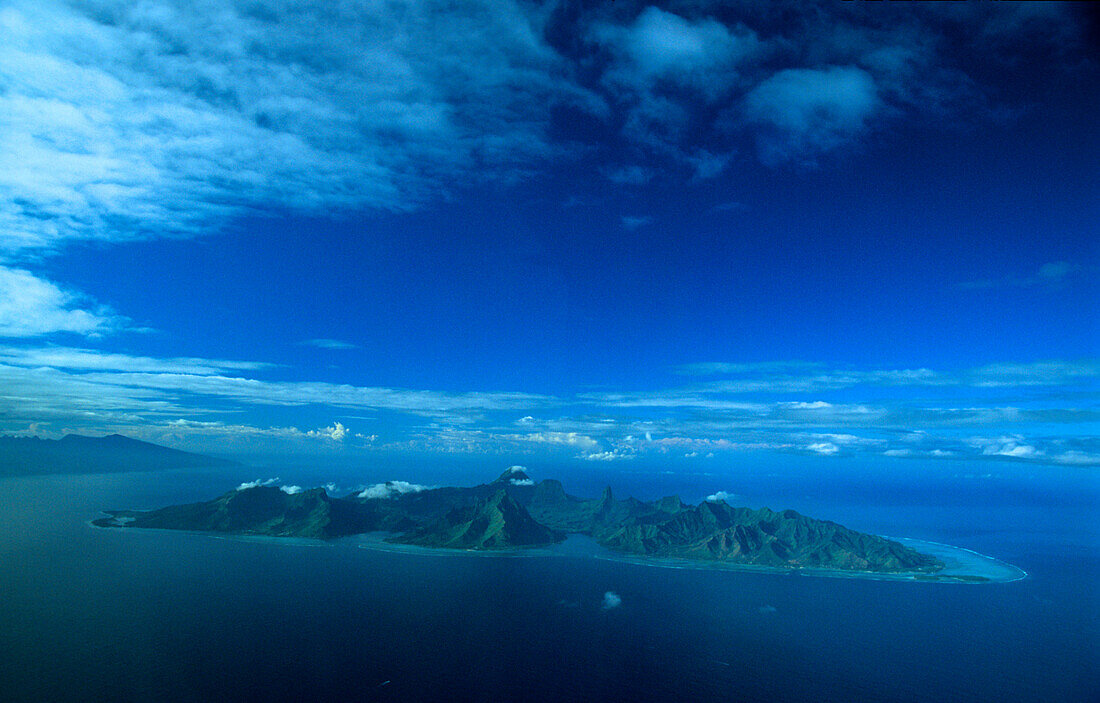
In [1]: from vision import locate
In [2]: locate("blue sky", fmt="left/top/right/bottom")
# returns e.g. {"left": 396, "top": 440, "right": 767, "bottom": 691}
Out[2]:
{"left": 0, "top": 0, "right": 1096, "bottom": 470}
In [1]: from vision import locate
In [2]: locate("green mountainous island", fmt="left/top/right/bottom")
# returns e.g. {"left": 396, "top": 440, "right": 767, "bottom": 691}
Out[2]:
{"left": 96, "top": 466, "right": 946, "bottom": 575}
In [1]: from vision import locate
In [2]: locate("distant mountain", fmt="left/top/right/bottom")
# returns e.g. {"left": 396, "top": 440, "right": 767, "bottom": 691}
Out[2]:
{"left": 393, "top": 488, "right": 563, "bottom": 549}
{"left": 97, "top": 471, "right": 944, "bottom": 574}
{"left": 0, "top": 434, "right": 238, "bottom": 476}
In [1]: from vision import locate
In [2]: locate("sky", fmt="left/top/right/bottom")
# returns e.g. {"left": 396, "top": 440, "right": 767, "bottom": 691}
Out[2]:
{"left": 0, "top": 0, "right": 1097, "bottom": 472}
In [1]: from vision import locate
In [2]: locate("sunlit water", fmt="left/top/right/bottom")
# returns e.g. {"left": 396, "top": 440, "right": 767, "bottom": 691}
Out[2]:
{"left": 0, "top": 460, "right": 1096, "bottom": 702}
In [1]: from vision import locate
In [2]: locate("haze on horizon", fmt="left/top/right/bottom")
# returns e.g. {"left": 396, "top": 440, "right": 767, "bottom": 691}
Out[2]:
{"left": 0, "top": 0, "right": 1096, "bottom": 474}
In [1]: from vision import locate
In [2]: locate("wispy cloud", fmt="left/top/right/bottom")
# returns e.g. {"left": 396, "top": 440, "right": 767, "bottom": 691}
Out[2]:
{"left": 300, "top": 339, "right": 358, "bottom": 350}
{"left": 0, "top": 0, "right": 590, "bottom": 253}
{"left": 0, "top": 345, "right": 271, "bottom": 375}
{"left": 0, "top": 267, "right": 123, "bottom": 337}
{"left": 1, "top": 345, "right": 1095, "bottom": 467}
{"left": 954, "top": 261, "right": 1087, "bottom": 290}
{"left": 602, "top": 165, "right": 652, "bottom": 185}
{"left": 1, "top": 1, "right": 1085, "bottom": 257}
{"left": 621, "top": 215, "right": 653, "bottom": 230}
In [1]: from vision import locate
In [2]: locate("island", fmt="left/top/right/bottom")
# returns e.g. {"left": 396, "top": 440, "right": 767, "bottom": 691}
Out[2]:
{"left": 95, "top": 467, "right": 948, "bottom": 576}
{"left": 0, "top": 433, "right": 239, "bottom": 476}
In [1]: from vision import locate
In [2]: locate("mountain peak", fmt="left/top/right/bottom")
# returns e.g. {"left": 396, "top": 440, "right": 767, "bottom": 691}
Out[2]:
{"left": 494, "top": 466, "right": 533, "bottom": 485}
{"left": 654, "top": 495, "right": 685, "bottom": 513}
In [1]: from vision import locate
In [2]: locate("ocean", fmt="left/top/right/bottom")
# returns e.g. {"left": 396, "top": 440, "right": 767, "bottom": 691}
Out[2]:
{"left": 0, "top": 458, "right": 1096, "bottom": 702}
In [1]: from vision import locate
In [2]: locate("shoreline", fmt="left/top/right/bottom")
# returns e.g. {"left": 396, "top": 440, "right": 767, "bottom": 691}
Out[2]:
{"left": 91, "top": 519, "right": 1025, "bottom": 584}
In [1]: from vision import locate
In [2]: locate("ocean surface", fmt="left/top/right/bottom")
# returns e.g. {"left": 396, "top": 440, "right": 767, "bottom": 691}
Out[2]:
{"left": 0, "top": 458, "right": 1097, "bottom": 702}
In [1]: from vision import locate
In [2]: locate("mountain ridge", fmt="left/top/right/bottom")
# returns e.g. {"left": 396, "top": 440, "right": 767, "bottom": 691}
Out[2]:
{"left": 0, "top": 433, "right": 238, "bottom": 476}
{"left": 97, "top": 469, "right": 945, "bottom": 574}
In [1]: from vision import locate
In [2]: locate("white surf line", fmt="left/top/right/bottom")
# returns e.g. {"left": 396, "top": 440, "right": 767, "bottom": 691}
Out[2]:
{"left": 883, "top": 535, "right": 1029, "bottom": 582}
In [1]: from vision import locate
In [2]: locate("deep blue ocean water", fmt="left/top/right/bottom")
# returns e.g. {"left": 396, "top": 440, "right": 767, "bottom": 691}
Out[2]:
{"left": 0, "top": 458, "right": 1096, "bottom": 702}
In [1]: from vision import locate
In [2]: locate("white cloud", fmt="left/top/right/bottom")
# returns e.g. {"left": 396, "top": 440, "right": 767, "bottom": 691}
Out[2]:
{"left": 307, "top": 422, "right": 349, "bottom": 441}
{"left": 0, "top": 357, "right": 551, "bottom": 418}
{"left": 1052, "top": 451, "right": 1100, "bottom": 466}
{"left": 784, "top": 401, "right": 832, "bottom": 409}
{"left": 280, "top": 485, "right": 302, "bottom": 495}
{"left": 0, "top": 0, "right": 590, "bottom": 252}
{"left": 510, "top": 478, "right": 534, "bottom": 486}
{"left": 0, "top": 345, "right": 269, "bottom": 375}
{"left": 0, "top": 344, "right": 1094, "bottom": 469}
{"left": 982, "top": 440, "right": 1042, "bottom": 459}
{"left": 580, "top": 450, "right": 635, "bottom": 462}
{"left": 806, "top": 442, "right": 840, "bottom": 456}
{"left": 357, "top": 480, "right": 430, "bottom": 500}
{"left": 601, "top": 591, "right": 622, "bottom": 610}
{"left": 705, "top": 491, "right": 740, "bottom": 504}
{"left": 237, "top": 477, "right": 279, "bottom": 490}
{"left": 0, "top": 267, "right": 121, "bottom": 337}
{"left": 502, "top": 432, "right": 599, "bottom": 450}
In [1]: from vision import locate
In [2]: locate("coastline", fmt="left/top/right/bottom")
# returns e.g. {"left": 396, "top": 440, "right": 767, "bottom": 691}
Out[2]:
{"left": 90, "top": 519, "right": 1026, "bottom": 584}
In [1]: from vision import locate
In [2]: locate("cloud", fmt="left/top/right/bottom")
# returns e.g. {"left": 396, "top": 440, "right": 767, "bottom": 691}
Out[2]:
{"left": 980, "top": 438, "right": 1042, "bottom": 459}
{"left": 0, "top": 0, "right": 1087, "bottom": 257}
{"left": 280, "top": 485, "right": 302, "bottom": 495}
{"left": 686, "top": 149, "right": 731, "bottom": 180}
{"left": 357, "top": 480, "right": 429, "bottom": 500}
{"left": 0, "top": 345, "right": 270, "bottom": 375}
{"left": 806, "top": 442, "right": 840, "bottom": 456}
{"left": 501, "top": 432, "right": 599, "bottom": 451}
{"left": 307, "top": 422, "right": 349, "bottom": 441}
{"left": 237, "top": 477, "right": 279, "bottom": 490}
{"left": 1051, "top": 451, "right": 1100, "bottom": 467}
{"left": 0, "top": 0, "right": 590, "bottom": 252}
{"left": 0, "top": 267, "right": 122, "bottom": 337}
{"left": 743, "top": 66, "right": 879, "bottom": 166}
{"left": 510, "top": 478, "right": 534, "bottom": 486}
{"left": 0, "top": 353, "right": 552, "bottom": 418}
{"left": 603, "top": 165, "right": 652, "bottom": 185}
{"left": 592, "top": 7, "right": 762, "bottom": 99}
{"left": 0, "top": 345, "right": 1094, "bottom": 468}
{"left": 621, "top": 215, "right": 653, "bottom": 230}
{"left": 601, "top": 591, "right": 622, "bottom": 610}
{"left": 954, "top": 261, "right": 1087, "bottom": 290}
{"left": 675, "top": 361, "right": 822, "bottom": 376}
{"left": 581, "top": 450, "right": 635, "bottom": 462}
{"left": 705, "top": 491, "right": 740, "bottom": 504}
{"left": 301, "top": 339, "right": 358, "bottom": 350}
